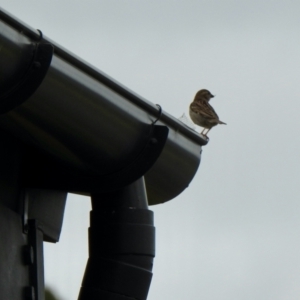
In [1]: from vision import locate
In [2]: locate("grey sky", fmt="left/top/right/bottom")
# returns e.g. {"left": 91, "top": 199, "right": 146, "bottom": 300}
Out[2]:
{"left": 2, "top": 1, "right": 300, "bottom": 299}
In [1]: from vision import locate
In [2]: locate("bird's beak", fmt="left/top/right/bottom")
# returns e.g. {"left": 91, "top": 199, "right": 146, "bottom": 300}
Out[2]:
{"left": 211, "top": 95, "right": 215, "bottom": 98}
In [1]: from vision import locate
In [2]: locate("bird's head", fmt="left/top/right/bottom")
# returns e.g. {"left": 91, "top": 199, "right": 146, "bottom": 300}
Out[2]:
{"left": 194, "top": 89, "right": 215, "bottom": 101}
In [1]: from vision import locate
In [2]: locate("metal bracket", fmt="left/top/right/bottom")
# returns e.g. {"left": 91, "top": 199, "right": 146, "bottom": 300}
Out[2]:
{"left": 25, "top": 219, "right": 45, "bottom": 300}
{"left": 22, "top": 189, "right": 67, "bottom": 242}
{"left": 0, "top": 42, "right": 53, "bottom": 114}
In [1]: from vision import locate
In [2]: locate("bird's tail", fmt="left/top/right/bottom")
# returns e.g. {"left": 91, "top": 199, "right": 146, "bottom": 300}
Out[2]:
{"left": 219, "top": 120, "right": 227, "bottom": 125}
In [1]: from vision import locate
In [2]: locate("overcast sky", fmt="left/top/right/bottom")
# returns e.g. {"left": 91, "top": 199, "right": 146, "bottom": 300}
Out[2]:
{"left": 2, "top": 1, "right": 300, "bottom": 299}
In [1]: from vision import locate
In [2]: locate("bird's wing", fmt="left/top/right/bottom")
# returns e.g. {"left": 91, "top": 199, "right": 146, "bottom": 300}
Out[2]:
{"left": 191, "top": 100, "right": 220, "bottom": 121}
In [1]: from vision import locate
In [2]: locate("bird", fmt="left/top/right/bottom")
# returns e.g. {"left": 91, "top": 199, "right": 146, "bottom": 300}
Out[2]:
{"left": 189, "top": 89, "right": 226, "bottom": 137}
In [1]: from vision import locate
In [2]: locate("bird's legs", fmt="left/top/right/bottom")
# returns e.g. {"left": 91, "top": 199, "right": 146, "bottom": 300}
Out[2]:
{"left": 200, "top": 128, "right": 211, "bottom": 137}
{"left": 204, "top": 128, "right": 211, "bottom": 136}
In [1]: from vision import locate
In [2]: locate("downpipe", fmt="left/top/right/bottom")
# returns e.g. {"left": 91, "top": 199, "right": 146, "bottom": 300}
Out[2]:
{"left": 78, "top": 177, "right": 155, "bottom": 300}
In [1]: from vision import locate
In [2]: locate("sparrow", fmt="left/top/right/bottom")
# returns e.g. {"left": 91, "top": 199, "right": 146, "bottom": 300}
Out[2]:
{"left": 189, "top": 89, "right": 226, "bottom": 137}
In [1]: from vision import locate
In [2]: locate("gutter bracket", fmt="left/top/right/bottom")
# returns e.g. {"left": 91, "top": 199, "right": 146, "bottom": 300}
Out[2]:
{"left": 0, "top": 42, "right": 53, "bottom": 114}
